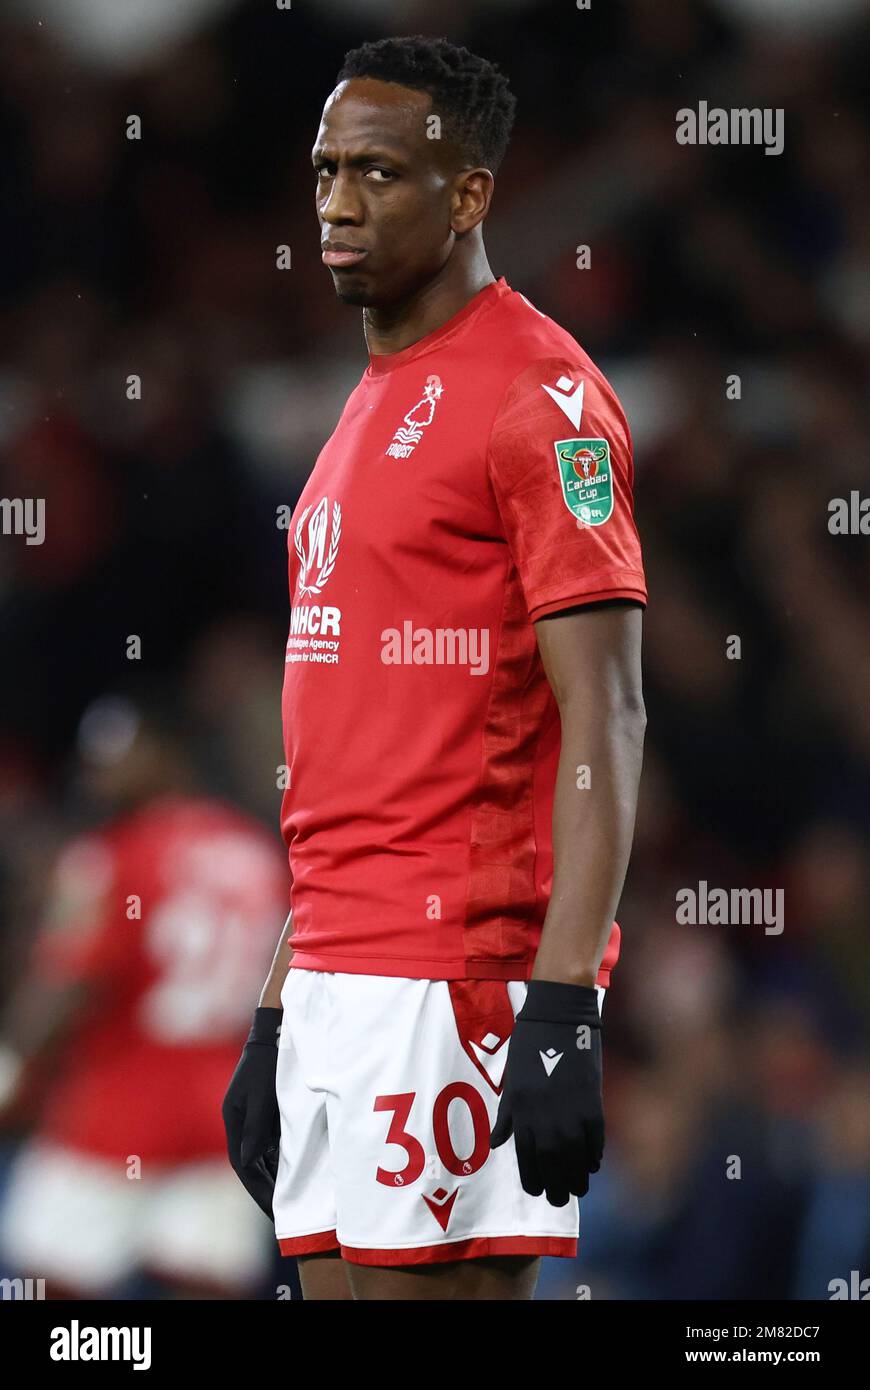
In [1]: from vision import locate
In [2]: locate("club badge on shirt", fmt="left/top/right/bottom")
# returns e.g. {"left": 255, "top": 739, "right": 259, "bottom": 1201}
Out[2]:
{"left": 385, "top": 374, "right": 444, "bottom": 459}
{"left": 553, "top": 437, "right": 614, "bottom": 526}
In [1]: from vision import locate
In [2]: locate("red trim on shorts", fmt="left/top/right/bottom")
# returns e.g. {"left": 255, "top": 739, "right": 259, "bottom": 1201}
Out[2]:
{"left": 278, "top": 1230, "right": 340, "bottom": 1256}
{"left": 339, "top": 1235, "right": 577, "bottom": 1266}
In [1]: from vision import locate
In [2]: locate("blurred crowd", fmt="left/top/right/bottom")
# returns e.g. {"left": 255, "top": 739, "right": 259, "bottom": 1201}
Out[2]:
{"left": 1, "top": 0, "right": 868, "bottom": 1299}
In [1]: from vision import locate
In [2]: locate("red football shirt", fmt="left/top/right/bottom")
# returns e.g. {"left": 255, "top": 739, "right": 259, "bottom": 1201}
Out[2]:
{"left": 33, "top": 794, "right": 289, "bottom": 1162}
{"left": 281, "top": 277, "right": 646, "bottom": 982}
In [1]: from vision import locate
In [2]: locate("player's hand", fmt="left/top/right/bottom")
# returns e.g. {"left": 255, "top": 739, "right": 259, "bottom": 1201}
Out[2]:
{"left": 222, "top": 1007, "right": 283, "bottom": 1220}
{"left": 490, "top": 980, "right": 603, "bottom": 1207}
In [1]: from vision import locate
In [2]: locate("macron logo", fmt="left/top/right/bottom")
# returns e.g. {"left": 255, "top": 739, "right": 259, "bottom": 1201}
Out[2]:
{"left": 540, "top": 1047, "right": 563, "bottom": 1077}
{"left": 541, "top": 376, "right": 585, "bottom": 430}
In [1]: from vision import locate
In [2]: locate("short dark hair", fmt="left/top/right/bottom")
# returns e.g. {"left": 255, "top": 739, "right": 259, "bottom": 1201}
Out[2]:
{"left": 336, "top": 35, "right": 517, "bottom": 173}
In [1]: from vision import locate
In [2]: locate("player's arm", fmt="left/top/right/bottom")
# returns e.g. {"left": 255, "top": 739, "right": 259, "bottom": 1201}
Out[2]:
{"left": 491, "top": 601, "right": 643, "bottom": 1207}
{"left": 0, "top": 835, "right": 117, "bottom": 1118}
{"left": 258, "top": 911, "right": 294, "bottom": 1007}
{"left": 491, "top": 602, "right": 645, "bottom": 1207}
{"left": 532, "top": 600, "right": 645, "bottom": 985}
{"left": 486, "top": 358, "right": 647, "bottom": 1205}
{"left": 222, "top": 911, "right": 292, "bottom": 1219}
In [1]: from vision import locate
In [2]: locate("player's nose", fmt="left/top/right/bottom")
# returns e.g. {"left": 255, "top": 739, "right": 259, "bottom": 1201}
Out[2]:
{"left": 319, "top": 171, "right": 363, "bottom": 224}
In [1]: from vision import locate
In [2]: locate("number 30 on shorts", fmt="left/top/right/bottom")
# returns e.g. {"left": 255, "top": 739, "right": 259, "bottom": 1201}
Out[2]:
{"left": 374, "top": 1085, "right": 491, "bottom": 1186}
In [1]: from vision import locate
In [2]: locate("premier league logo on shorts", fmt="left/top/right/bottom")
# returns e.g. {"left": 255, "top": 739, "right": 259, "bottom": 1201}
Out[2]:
{"left": 553, "top": 437, "right": 614, "bottom": 526}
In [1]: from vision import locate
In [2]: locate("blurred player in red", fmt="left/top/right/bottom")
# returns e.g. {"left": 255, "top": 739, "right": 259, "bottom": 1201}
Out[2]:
{"left": 0, "top": 686, "right": 289, "bottom": 1297}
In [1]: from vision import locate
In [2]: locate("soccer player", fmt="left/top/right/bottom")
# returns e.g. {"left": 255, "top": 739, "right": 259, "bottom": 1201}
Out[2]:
{"left": 0, "top": 688, "right": 288, "bottom": 1297}
{"left": 223, "top": 35, "right": 647, "bottom": 1301}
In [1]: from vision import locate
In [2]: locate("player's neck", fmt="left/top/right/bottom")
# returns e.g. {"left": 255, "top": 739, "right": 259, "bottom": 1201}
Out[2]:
{"left": 363, "top": 255, "right": 496, "bottom": 357}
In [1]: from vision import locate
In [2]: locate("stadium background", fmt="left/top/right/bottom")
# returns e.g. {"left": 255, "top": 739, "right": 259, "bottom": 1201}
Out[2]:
{"left": 1, "top": 0, "right": 869, "bottom": 1300}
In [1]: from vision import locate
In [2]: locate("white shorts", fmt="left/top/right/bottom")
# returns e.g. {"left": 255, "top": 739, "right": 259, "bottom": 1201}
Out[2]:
{"left": 274, "top": 969, "right": 605, "bottom": 1267}
{"left": 0, "top": 1141, "right": 272, "bottom": 1293}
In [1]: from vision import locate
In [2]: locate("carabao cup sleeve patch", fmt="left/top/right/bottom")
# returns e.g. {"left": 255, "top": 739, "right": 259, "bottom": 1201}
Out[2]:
{"left": 485, "top": 358, "right": 647, "bottom": 620}
{"left": 553, "top": 437, "right": 613, "bottom": 526}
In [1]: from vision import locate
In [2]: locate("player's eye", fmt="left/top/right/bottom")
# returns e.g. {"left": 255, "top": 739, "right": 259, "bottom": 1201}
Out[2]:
{"left": 314, "top": 162, "right": 336, "bottom": 178}
{"left": 365, "top": 167, "right": 394, "bottom": 182}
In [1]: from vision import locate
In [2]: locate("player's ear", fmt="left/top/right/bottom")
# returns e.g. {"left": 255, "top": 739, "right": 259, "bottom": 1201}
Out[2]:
{"left": 451, "top": 167, "right": 493, "bottom": 235}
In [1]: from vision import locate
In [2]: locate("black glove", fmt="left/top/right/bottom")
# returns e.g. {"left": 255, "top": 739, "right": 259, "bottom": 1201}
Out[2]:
{"left": 222, "top": 1007, "right": 282, "bottom": 1219}
{"left": 490, "top": 980, "right": 603, "bottom": 1207}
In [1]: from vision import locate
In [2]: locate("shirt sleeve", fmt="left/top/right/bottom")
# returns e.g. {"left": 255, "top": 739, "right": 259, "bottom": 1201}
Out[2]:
{"left": 486, "top": 356, "right": 647, "bottom": 622}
